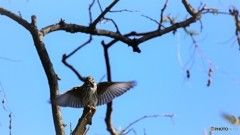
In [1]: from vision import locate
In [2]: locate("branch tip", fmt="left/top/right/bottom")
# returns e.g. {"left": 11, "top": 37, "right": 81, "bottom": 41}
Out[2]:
{"left": 31, "top": 15, "right": 37, "bottom": 26}
{"left": 132, "top": 46, "right": 141, "bottom": 53}
{"left": 182, "top": 0, "right": 197, "bottom": 16}
{"left": 59, "top": 18, "right": 66, "bottom": 26}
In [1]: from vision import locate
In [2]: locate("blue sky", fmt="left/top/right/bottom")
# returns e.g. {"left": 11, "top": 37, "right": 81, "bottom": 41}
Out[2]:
{"left": 0, "top": 0, "right": 240, "bottom": 135}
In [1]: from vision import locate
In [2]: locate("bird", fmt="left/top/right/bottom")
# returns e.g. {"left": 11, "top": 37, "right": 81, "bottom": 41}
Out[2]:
{"left": 51, "top": 76, "right": 136, "bottom": 108}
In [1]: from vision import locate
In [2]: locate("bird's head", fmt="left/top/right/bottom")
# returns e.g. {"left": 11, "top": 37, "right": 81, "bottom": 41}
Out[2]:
{"left": 84, "top": 76, "right": 95, "bottom": 88}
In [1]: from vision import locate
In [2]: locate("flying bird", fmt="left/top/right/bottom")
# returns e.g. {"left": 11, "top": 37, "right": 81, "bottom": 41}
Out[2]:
{"left": 52, "top": 76, "right": 136, "bottom": 108}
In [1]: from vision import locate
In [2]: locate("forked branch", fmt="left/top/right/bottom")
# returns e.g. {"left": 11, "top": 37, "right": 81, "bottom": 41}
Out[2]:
{"left": 0, "top": 7, "right": 65, "bottom": 135}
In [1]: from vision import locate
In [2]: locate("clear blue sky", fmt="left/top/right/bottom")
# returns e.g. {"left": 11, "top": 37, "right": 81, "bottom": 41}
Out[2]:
{"left": 0, "top": 0, "right": 240, "bottom": 135}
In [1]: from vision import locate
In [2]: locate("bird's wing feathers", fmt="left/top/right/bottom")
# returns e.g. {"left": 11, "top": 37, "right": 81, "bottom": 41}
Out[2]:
{"left": 97, "top": 81, "right": 136, "bottom": 106}
{"left": 52, "top": 86, "right": 84, "bottom": 108}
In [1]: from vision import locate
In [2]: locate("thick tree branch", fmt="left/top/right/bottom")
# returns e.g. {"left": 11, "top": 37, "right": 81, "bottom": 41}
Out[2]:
{"left": 38, "top": 1, "right": 202, "bottom": 54}
{"left": 72, "top": 106, "right": 96, "bottom": 135}
{"left": 31, "top": 17, "right": 66, "bottom": 135}
{"left": 137, "top": 16, "right": 201, "bottom": 43}
{"left": 0, "top": 7, "right": 65, "bottom": 135}
{"left": 0, "top": 7, "right": 32, "bottom": 31}
{"left": 2, "top": 1, "right": 239, "bottom": 134}
{"left": 40, "top": 22, "right": 132, "bottom": 45}
{"left": 39, "top": 11, "right": 201, "bottom": 54}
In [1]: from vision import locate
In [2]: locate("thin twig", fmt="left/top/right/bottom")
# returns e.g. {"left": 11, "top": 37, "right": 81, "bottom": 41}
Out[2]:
{"left": 97, "top": 0, "right": 103, "bottom": 12}
{"left": 159, "top": 0, "right": 169, "bottom": 30}
{"left": 90, "top": 0, "right": 119, "bottom": 28}
{"left": 121, "top": 114, "right": 176, "bottom": 135}
{"left": 88, "top": 0, "right": 96, "bottom": 24}
{"left": 182, "top": 30, "right": 214, "bottom": 86}
{"left": 0, "top": 82, "right": 15, "bottom": 116}
{"left": 0, "top": 56, "right": 20, "bottom": 62}
{"left": 62, "top": 54, "right": 85, "bottom": 82}
{"left": 110, "top": 9, "right": 139, "bottom": 13}
{"left": 141, "top": 14, "right": 160, "bottom": 25}
{"left": 103, "top": 18, "right": 121, "bottom": 33}
{"left": 96, "top": 1, "right": 120, "bottom": 33}
{"left": 9, "top": 113, "right": 12, "bottom": 135}
{"left": 66, "top": 35, "right": 92, "bottom": 58}
{"left": 62, "top": 35, "right": 92, "bottom": 82}
{"left": 102, "top": 41, "right": 112, "bottom": 82}
{"left": 99, "top": 75, "right": 106, "bottom": 82}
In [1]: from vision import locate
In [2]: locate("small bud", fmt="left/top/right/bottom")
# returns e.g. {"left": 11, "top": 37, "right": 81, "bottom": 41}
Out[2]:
{"left": 207, "top": 79, "right": 211, "bottom": 87}
{"left": 186, "top": 70, "right": 190, "bottom": 79}
{"left": 208, "top": 68, "right": 213, "bottom": 77}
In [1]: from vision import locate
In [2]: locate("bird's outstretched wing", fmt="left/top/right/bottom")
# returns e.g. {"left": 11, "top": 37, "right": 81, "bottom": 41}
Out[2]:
{"left": 52, "top": 86, "right": 84, "bottom": 108}
{"left": 97, "top": 81, "right": 136, "bottom": 106}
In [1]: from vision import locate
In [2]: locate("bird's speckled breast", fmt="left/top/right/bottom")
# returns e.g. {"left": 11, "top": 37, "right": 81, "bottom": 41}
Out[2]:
{"left": 81, "top": 85, "right": 98, "bottom": 107}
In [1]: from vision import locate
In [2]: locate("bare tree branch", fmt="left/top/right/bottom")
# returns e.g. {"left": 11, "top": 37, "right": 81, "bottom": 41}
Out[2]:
{"left": 9, "top": 113, "right": 12, "bottom": 135}
{"left": 101, "top": 41, "right": 118, "bottom": 135}
{"left": 97, "top": 0, "right": 120, "bottom": 33}
{"left": 72, "top": 106, "right": 96, "bottom": 135}
{"left": 88, "top": 0, "right": 96, "bottom": 24}
{"left": 105, "top": 102, "right": 118, "bottom": 135}
{"left": 38, "top": 1, "right": 207, "bottom": 54}
{"left": 62, "top": 35, "right": 93, "bottom": 82}
{"left": 0, "top": 7, "right": 65, "bottom": 135}
{"left": 158, "top": 0, "right": 169, "bottom": 30}
{"left": 121, "top": 114, "right": 176, "bottom": 135}
{"left": 62, "top": 54, "right": 86, "bottom": 82}
{"left": 229, "top": 7, "right": 240, "bottom": 48}
{"left": 137, "top": 16, "right": 200, "bottom": 43}
{"left": 109, "top": 9, "right": 139, "bottom": 13}
{"left": 182, "top": 0, "right": 197, "bottom": 16}
{"left": 90, "top": 0, "right": 119, "bottom": 28}
{"left": 0, "top": 7, "right": 32, "bottom": 31}
{"left": 40, "top": 22, "right": 132, "bottom": 45}
{"left": 40, "top": 14, "right": 202, "bottom": 53}
{"left": 141, "top": 14, "right": 160, "bottom": 25}
{"left": 0, "top": 56, "right": 20, "bottom": 62}
{"left": 1, "top": 1, "right": 240, "bottom": 134}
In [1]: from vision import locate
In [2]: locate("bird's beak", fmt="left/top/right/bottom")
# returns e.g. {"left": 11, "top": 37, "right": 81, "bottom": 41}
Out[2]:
{"left": 89, "top": 81, "right": 94, "bottom": 88}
